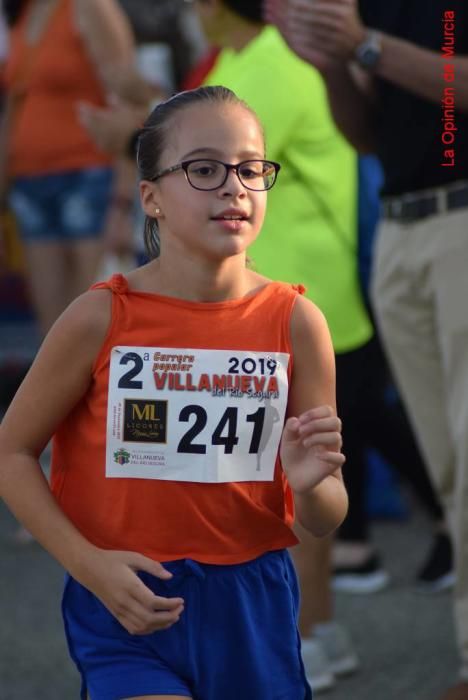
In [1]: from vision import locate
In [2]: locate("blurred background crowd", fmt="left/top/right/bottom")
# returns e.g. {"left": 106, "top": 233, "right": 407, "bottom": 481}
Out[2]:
{"left": 0, "top": 1, "right": 467, "bottom": 698}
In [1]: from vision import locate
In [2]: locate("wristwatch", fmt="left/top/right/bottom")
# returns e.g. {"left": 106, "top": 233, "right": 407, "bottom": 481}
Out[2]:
{"left": 354, "top": 30, "right": 382, "bottom": 71}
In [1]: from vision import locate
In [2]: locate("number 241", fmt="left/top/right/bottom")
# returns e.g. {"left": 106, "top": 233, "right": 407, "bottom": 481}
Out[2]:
{"left": 178, "top": 405, "right": 265, "bottom": 455}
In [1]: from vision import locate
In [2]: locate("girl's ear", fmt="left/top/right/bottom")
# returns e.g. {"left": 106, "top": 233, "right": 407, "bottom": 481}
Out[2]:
{"left": 140, "top": 181, "right": 162, "bottom": 218}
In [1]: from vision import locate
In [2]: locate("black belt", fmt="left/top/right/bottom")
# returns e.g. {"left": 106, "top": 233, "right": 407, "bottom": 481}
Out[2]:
{"left": 382, "top": 182, "right": 468, "bottom": 222}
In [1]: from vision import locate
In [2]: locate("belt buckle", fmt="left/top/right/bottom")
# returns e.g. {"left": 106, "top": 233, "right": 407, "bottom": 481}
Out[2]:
{"left": 399, "top": 192, "right": 420, "bottom": 223}
{"left": 392, "top": 200, "right": 404, "bottom": 219}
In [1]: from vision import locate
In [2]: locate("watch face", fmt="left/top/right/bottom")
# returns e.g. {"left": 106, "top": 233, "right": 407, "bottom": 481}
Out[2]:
{"left": 359, "top": 47, "right": 379, "bottom": 67}
{"left": 356, "top": 40, "right": 381, "bottom": 69}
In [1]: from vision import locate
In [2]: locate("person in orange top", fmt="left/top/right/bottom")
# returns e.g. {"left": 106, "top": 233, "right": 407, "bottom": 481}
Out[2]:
{"left": 0, "top": 85, "right": 347, "bottom": 700}
{"left": 0, "top": 0, "right": 135, "bottom": 336}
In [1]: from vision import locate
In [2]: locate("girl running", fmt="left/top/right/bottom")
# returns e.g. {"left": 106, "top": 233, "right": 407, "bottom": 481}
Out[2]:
{"left": 0, "top": 85, "right": 347, "bottom": 700}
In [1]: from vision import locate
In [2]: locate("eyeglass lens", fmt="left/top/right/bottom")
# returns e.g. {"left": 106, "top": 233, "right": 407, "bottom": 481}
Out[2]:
{"left": 186, "top": 160, "right": 277, "bottom": 190}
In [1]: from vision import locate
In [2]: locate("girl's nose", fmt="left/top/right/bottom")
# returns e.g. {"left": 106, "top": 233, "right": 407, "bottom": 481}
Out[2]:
{"left": 218, "top": 168, "right": 247, "bottom": 197}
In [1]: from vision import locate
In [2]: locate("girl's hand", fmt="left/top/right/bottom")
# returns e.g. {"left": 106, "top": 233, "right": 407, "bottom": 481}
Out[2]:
{"left": 280, "top": 405, "right": 345, "bottom": 494}
{"left": 82, "top": 549, "right": 184, "bottom": 635}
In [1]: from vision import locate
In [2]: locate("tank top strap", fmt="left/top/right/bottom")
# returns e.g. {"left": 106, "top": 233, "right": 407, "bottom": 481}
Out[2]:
{"left": 291, "top": 283, "right": 307, "bottom": 296}
{"left": 90, "top": 273, "right": 130, "bottom": 295}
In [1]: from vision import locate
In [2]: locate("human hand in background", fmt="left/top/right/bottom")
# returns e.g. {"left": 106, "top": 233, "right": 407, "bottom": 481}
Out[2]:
{"left": 280, "top": 405, "right": 345, "bottom": 495}
{"left": 101, "top": 63, "right": 165, "bottom": 107}
{"left": 77, "top": 97, "right": 146, "bottom": 157}
{"left": 264, "top": 0, "right": 366, "bottom": 72}
{"left": 81, "top": 548, "right": 184, "bottom": 635}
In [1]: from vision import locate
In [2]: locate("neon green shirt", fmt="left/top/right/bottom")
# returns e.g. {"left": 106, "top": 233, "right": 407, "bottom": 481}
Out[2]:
{"left": 205, "top": 27, "right": 372, "bottom": 353}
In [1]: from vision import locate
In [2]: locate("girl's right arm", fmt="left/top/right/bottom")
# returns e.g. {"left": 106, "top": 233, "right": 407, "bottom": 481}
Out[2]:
{"left": 0, "top": 291, "right": 184, "bottom": 634}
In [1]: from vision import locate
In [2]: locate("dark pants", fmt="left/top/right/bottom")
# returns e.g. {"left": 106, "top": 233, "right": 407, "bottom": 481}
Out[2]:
{"left": 335, "top": 335, "right": 443, "bottom": 542}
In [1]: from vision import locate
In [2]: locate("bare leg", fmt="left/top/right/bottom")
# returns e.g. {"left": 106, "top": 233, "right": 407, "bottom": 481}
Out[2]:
{"left": 22, "top": 236, "right": 104, "bottom": 337}
{"left": 23, "top": 240, "right": 71, "bottom": 335}
{"left": 292, "top": 522, "right": 333, "bottom": 636}
{"left": 293, "top": 523, "right": 360, "bottom": 681}
{"left": 67, "top": 237, "right": 104, "bottom": 300}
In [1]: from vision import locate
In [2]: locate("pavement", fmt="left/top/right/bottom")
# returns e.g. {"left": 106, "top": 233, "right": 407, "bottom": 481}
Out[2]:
{"left": 0, "top": 456, "right": 459, "bottom": 700}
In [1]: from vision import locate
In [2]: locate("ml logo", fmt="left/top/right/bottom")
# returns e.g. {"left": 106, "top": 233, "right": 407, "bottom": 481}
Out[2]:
{"left": 123, "top": 399, "right": 167, "bottom": 443}
{"left": 132, "top": 403, "right": 159, "bottom": 421}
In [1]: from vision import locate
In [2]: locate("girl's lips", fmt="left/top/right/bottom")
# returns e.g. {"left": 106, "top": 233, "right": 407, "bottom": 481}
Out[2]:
{"left": 211, "top": 208, "right": 250, "bottom": 220}
{"left": 212, "top": 218, "right": 248, "bottom": 232}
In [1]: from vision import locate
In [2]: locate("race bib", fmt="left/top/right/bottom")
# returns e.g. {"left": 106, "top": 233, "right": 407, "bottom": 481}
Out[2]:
{"left": 106, "top": 346, "right": 290, "bottom": 483}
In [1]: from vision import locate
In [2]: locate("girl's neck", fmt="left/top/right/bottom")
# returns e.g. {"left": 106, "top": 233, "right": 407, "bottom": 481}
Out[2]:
{"left": 131, "top": 254, "right": 257, "bottom": 303}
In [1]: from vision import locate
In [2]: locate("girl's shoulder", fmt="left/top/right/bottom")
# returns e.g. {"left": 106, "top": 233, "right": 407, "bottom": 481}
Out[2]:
{"left": 47, "top": 287, "right": 113, "bottom": 365}
{"left": 290, "top": 293, "right": 332, "bottom": 353}
{"left": 0, "top": 288, "right": 114, "bottom": 454}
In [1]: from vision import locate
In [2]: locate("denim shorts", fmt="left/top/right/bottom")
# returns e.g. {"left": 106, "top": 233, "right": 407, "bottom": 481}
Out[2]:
{"left": 9, "top": 166, "right": 114, "bottom": 241}
{"left": 62, "top": 549, "right": 312, "bottom": 700}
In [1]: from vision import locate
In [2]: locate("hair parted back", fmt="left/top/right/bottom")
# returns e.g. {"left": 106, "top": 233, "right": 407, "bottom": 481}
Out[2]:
{"left": 137, "top": 85, "right": 263, "bottom": 260}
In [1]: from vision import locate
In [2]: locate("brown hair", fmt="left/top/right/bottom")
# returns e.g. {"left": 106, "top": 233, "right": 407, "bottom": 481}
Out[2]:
{"left": 136, "top": 85, "right": 263, "bottom": 259}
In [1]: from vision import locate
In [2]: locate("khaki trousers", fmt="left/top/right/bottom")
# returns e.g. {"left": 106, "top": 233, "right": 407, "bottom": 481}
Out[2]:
{"left": 371, "top": 207, "right": 468, "bottom": 679}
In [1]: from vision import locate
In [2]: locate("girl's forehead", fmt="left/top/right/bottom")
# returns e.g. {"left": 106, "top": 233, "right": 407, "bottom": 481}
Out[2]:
{"left": 165, "top": 102, "right": 264, "bottom": 158}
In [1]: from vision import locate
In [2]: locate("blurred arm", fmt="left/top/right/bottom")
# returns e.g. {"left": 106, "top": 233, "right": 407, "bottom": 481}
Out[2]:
{"left": 374, "top": 34, "right": 468, "bottom": 112}
{"left": 75, "top": 0, "right": 135, "bottom": 76}
{"left": 322, "top": 63, "right": 378, "bottom": 153}
{"left": 75, "top": 0, "right": 159, "bottom": 105}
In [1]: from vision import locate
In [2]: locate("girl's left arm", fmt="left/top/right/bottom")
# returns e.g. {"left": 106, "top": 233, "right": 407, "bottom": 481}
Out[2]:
{"left": 281, "top": 294, "right": 348, "bottom": 537}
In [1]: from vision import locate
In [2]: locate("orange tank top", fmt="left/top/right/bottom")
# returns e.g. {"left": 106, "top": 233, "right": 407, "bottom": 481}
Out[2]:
{"left": 4, "top": 0, "right": 111, "bottom": 177}
{"left": 51, "top": 274, "right": 305, "bottom": 564}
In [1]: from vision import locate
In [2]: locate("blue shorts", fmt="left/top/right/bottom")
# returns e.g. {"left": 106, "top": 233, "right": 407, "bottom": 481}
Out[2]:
{"left": 9, "top": 166, "right": 113, "bottom": 242}
{"left": 62, "top": 549, "right": 312, "bottom": 700}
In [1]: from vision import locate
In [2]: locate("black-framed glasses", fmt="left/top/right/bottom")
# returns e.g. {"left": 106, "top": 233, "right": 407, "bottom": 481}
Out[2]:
{"left": 150, "top": 159, "right": 281, "bottom": 191}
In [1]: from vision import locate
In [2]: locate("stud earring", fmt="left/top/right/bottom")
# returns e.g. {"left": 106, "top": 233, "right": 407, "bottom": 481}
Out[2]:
{"left": 155, "top": 207, "right": 161, "bottom": 215}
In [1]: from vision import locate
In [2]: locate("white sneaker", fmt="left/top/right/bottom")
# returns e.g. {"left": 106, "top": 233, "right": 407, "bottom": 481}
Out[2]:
{"left": 301, "top": 638, "right": 336, "bottom": 693}
{"left": 313, "top": 622, "right": 360, "bottom": 677}
{"left": 332, "top": 554, "right": 390, "bottom": 594}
